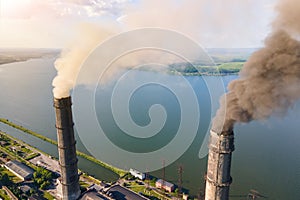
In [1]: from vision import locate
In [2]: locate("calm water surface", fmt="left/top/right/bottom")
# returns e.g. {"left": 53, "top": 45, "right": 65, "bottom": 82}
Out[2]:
{"left": 0, "top": 58, "right": 299, "bottom": 199}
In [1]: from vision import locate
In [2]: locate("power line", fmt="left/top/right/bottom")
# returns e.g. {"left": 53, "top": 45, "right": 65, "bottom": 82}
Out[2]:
{"left": 177, "top": 164, "right": 183, "bottom": 198}
{"left": 162, "top": 160, "right": 165, "bottom": 200}
{"left": 145, "top": 168, "right": 149, "bottom": 190}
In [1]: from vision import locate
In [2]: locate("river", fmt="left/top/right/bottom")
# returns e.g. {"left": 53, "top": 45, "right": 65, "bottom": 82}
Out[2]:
{"left": 0, "top": 58, "right": 299, "bottom": 199}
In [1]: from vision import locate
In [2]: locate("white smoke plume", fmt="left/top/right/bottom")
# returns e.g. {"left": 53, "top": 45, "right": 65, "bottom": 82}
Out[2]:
{"left": 52, "top": 0, "right": 267, "bottom": 98}
{"left": 53, "top": 0, "right": 272, "bottom": 97}
{"left": 213, "top": 0, "right": 300, "bottom": 134}
{"left": 52, "top": 22, "right": 119, "bottom": 98}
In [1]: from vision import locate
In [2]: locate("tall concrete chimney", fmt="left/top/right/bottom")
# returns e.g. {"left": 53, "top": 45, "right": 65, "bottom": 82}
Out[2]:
{"left": 205, "top": 129, "right": 235, "bottom": 200}
{"left": 54, "top": 96, "right": 81, "bottom": 200}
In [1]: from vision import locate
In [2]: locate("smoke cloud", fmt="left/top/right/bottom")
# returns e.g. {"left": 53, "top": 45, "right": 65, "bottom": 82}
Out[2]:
{"left": 52, "top": 22, "right": 119, "bottom": 98}
{"left": 52, "top": 0, "right": 269, "bottom": 98}
{"left": 213, "top": 0, "right": 300, "bottom": 134}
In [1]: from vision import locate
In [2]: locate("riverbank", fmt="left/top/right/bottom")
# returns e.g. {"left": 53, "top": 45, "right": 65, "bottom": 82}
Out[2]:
{"left": 0, "top": 118, "right": 127, "bottom": 177}
{"left": 0, "top": 49, "right": 59, "bottom": 66}
{"left": 0, "top": 125, "right": 183, "bottom": 199}
{"left": 0, "top": 131, "right": 56, "bottom": 199}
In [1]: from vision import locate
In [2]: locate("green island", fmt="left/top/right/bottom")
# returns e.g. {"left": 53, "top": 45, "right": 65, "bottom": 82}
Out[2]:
{"left": 0, "top": 48, "right": 249, "bottom": 77}
{"left": 137, "top": 48, "right": 255, "bottom": 76}
{"left": 168, "top": 62, "right": 244, "bottom": 76}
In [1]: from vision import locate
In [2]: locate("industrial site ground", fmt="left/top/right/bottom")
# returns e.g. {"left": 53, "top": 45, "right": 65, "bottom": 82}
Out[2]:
{"left": 0, "top": 119, "right": 192, "bottom": 200}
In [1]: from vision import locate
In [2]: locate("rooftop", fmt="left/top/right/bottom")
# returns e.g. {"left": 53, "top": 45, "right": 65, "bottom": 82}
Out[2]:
{"left": 19, "top": 184, "right": 31, "bottom": 193}
{"left": 129, "top": 168, "right": 144, "bottom": 175}
{"left": 107, "top": 185, "right": 149, "bottom": 200}
{"left": 81, "top": 190, "right": 107, "bottom": 200}
{"left": 5, "top": 160, "right": 34, "bottom": 179}
{"left": 156, "top": 179, "right": 174, "bottom": 188}
{"left": 29, "top": 154, "right": 60, "bottom": 174}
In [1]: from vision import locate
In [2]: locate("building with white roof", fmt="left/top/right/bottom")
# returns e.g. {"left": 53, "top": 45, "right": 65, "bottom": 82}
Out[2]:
{"left": 5, "top": 160, "right": 34, "bottom": 181}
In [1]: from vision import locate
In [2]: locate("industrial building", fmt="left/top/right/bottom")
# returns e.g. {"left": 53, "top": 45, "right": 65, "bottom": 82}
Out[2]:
{"left": 129, "top": 168, "right": 145, "bottom": 180}
{"left": 81, "top": 190, "right": 107, "bottom": 200}
{"left": 29, "top": 154, "right": 60, "bottom": 176}
{"left": 4, "top": 160, "right": 34, "bottom": 181}
{"left": 107, "top": 185, "right": 149, "bottom": 200}
{"left": 155, "top": 179, "right": 175, "bottom": 193}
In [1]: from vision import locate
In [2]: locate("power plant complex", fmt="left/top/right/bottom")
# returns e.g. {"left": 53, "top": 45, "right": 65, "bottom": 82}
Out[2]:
{"left": 54, "top": 97, "right": 81, "bottom": 200}
{"left": 53, "top": 96, "right": 236, "bottom": 200}
{"left": 53, "top": 96, "right": 150, "bottom": 200}
{"left": 49, "top": 0, "right": 299, "bottom": 198}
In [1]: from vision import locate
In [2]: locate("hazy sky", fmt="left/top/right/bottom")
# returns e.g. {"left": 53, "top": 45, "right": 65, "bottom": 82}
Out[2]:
{"left": 0, "top": 0, "right": 277, "bottom": 48}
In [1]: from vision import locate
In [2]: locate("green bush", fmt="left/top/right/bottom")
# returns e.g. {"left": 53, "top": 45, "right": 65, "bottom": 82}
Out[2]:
{"left": 33, "top": 167, "right": 53, "bottom": 189}
{"left": 0, "top": 173, "right": 12, "bottom": 186}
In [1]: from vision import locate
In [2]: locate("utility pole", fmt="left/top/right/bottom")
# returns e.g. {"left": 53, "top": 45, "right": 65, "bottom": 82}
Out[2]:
{"left": 162, "top": 160, "right": 166, "bottom": 200}
{"left": 177, "top": 165, "right": 183, "bottom": 198}
{"left": 198, "top": 187, "right": 203, "bottom": 200}
{"left": 145, "top": 170, "right": 149, "bottom": 190}
{"left": 198, "top": 173, "right": 207, "bottom": 200}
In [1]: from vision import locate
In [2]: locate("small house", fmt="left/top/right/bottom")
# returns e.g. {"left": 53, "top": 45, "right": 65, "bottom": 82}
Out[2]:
{"left": 155, "top": 179, "right": 174, "bottom": 193}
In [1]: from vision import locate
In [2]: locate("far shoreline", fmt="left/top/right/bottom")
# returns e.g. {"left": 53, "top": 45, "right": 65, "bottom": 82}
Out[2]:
{"left": 0, "top": 48, "right": 60, "bottom": 66}
{"left": 0, "top": 58, "right": 33, "bottom": 66}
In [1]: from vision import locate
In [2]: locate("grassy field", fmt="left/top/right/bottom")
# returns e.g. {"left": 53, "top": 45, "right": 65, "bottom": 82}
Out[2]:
{"left": 0, "top": 189, "right": 11, "bottom": 200}
{"left": 0, "top": 167, "right": 22, "bottom": 184}
{"left": 216, "top": 62, "right": 244, "bottom": 74}
{"left": 169, "top": 61, "right": 244, "bottom": 76}
{"left": 43, "top": 191, "right": 55, "bottom": 200}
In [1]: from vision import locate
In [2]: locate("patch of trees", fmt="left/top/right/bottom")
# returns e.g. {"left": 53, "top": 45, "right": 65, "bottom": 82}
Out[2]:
{"left": 33, "top": 167, "right": 54, "bottom": 190}
{"left": 231, "top": 58, "right": 246, "bottom": 62}
{"left": 0, "top": 172, "right": 27, "bottom": 200}
{"left": 0, "top": 173, "right": 12, "bottom": 186}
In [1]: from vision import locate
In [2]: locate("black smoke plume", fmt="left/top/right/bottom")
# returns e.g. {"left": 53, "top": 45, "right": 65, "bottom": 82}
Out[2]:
{"left": 213, "top": 0, "right": 300, "bottom": 134}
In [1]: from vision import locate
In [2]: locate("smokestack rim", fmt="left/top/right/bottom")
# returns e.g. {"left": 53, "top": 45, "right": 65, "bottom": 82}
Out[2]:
{"left": 209, "top": 129, "right": 235, "bottom": 153}
{"left": 53, "top": 96, "right": 72, "bottom": 109}
{"left": 210, "top": 128, "right": 234, "bottom": 136}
